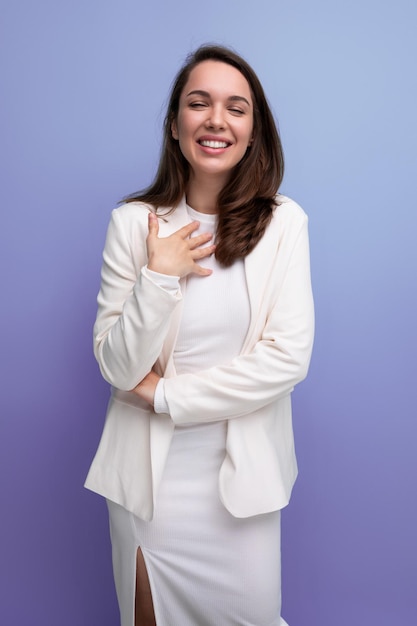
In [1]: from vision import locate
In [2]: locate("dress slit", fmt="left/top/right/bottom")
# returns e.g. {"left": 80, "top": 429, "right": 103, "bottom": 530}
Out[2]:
{"left": 107, "top": 421, "right": 286, "bottom": 625}
{"left": 135, "top": 547, "right": 157, "bottom": 625}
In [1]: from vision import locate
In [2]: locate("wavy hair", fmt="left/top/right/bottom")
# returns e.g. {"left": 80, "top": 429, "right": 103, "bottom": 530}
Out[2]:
{"left": 124, "top": 44, "right": 284, "bottom": 266}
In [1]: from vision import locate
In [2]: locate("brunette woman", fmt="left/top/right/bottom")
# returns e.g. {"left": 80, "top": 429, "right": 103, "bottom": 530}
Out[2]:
{"left": 86, "top": 44, "right": 314, "bottom": 626}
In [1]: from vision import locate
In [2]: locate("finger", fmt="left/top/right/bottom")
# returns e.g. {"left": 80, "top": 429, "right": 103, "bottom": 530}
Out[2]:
{"left": 188, "top": 232, "right": 214, "bottom": 250}
{"left": 175, "top": 221, "right": 201, "bottom": 239}
{"left": 147, "top": 212, "right": 159, "bottom": 237}
{"left": 191, "top": 244, "right": 216, "bottom": 260}
{"left": 192, "top": 263, "right": 213, "bottom": 277}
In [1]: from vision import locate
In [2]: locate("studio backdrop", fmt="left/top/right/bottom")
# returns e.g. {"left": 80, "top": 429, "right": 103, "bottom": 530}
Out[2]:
{"left": 1, "top": 1, "right": 416, "bottom": 625}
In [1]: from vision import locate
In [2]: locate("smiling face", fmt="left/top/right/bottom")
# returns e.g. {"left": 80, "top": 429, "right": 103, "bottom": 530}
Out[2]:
{"left": 171, "top": 60, "right": 254, "bottom": 188}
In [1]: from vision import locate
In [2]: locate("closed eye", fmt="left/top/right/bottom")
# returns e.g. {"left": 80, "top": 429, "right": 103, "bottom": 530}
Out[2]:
{"left": 189, "top": 102, "right": 208, "bottom": 109}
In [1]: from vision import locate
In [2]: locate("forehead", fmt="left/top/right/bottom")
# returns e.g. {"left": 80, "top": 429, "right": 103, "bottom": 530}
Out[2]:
{"left": 182, "top": 60, "right": 252, "bottom": 101}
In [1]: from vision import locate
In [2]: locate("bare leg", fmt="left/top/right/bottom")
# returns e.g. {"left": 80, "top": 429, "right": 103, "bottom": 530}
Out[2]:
{"left": 135, "top": 547, "right": 156, "bottom": 626}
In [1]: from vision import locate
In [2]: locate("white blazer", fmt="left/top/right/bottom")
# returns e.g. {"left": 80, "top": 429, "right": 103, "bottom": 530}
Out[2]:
{"left": 85, "top": 195, "right": 314, "bottom": 521}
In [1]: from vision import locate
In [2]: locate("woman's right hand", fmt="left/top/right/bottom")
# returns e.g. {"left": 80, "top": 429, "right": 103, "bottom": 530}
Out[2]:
{"left": 146, "top": 212, "right": 216, "bottom": 277}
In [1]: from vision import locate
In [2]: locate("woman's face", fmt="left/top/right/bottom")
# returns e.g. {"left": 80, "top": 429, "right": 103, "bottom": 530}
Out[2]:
{"left": 171, "top": 60, "right": 254, "bottom": 186}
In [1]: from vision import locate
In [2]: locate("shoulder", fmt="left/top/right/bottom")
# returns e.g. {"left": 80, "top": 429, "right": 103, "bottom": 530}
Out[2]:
{"left": 110, "top": 201, "right": 155, "bottom": 229}
{"left": 273, "top": 194, "right": 308, "bottom": 225}
{"left": 106, "top": 201, "right": 165, "bottom": 246}
{"left": 264, "top": 195, "right": 309, "bottom": 245}
{"left": 109, "top": 197, "right": 189, "bottom": 237}
{"left": 252, "top": 195, "right": 311, "bottom": 266}
{"left": 99, "top": 203, "right": 153, "bottom": 266}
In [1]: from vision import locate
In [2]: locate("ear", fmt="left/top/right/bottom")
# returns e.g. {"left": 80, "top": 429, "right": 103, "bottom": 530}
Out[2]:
{"left": 171, "top": 118, "right": 179, "bottom": 140}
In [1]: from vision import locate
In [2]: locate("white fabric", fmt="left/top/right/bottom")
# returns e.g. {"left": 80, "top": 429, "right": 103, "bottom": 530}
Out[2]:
{"left": 154, "top": 205, "right": 250, "bottom": 414}
{"left": 86, "top": 196, "right": 309, "bottom": 625}
{"left": 173, "top": 205, "right": 250, "bottom": 376}
{"left": 142, "top": 266, "right": 180, "bottom": 295}
{"left": 85, "top": 195, "right": 314, "bottom": 520}
{"left": 104, "top": 204, "right": 292, "bottom": 625}
{"left": 107, "top": 420, "right": 289, "bottom": 626}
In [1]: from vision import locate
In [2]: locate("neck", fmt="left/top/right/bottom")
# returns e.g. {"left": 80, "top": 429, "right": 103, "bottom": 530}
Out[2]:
{"left": 186, "top": 174, "right": 226, "bottom": 214}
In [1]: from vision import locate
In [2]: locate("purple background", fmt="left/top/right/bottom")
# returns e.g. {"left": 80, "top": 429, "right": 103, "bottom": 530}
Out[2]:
{"left": 1, "top": 1, "right": 416, "bottom": 625}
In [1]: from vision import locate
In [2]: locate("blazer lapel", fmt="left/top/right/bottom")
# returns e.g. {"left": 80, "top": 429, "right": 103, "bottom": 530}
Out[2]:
{"left": 150, "top": 197, "right": 193, "bottom": 514}
{"left": 242, "top": 211, "right": 280, "bottom": 352}
{"left": 156, "top": 197, "right": 190, "bottom": 374}
{"left": 156, "top": 196, "right": 190, "bottom": 236}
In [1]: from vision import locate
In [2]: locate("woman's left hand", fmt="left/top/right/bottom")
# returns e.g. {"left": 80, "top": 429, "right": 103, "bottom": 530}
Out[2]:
{"left": 131, "top": 370, "right": 161, "bottom": 407}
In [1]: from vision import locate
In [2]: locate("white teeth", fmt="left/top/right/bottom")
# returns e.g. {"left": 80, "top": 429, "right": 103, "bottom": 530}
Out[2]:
{"left": 200, "top": 140, "right": 229, "bottom": 148}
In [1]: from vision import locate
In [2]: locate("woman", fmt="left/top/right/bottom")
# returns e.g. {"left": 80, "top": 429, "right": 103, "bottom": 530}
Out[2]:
{"left": 85, "top": 44, "right": 314, "bottom": 626}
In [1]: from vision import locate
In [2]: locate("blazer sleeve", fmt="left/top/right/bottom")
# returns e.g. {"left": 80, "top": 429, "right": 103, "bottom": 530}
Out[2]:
{"left": 163, "top": 215, "right": 314, "bottom": 424}
{"left": 93, "top": 208, "right": 182, "bottom": 391}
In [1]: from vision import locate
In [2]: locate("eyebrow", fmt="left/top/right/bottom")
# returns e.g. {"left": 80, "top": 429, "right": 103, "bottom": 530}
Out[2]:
{"left": 185, "top": 90, "right": 251, "bottom": 107}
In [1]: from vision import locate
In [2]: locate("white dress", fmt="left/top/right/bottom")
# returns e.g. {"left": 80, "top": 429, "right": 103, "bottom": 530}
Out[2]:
{"left": 107, "top": 207, "right": 289, "bottom": 626}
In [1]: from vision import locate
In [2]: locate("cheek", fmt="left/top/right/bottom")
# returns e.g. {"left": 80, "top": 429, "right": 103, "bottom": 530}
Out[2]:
{"left": 175, "top": 110, "right": 194, "bottom": 136}
{"left": 175, "top": 122, "right": 195, "bottom": 163}
{"left": 240, "top": 124, "right": 254, "bottom": 148}
{"left": 235, "top": 116, "right": 254, "bottom": 144}
{"left": 247, "top": 118, "right": 255, "bottom": 142}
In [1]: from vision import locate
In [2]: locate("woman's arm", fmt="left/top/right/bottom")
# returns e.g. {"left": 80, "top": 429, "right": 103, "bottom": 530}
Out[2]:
{"left": 93, "top": 208, "right": 215, "bottom": 390}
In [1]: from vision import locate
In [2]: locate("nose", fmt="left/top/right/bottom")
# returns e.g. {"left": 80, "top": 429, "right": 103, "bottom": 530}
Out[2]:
{"left": 206, "top": 104, "right": 226, "bottom": 129}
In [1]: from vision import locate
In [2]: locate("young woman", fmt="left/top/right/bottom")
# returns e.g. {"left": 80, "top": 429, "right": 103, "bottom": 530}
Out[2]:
{"left": 85, "top": 44, "right": 314, "bottom": 626}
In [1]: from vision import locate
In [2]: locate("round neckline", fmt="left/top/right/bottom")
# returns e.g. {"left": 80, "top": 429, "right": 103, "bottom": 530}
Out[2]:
{"left": 186, "top": 204, "right": 218, "bottom": 224}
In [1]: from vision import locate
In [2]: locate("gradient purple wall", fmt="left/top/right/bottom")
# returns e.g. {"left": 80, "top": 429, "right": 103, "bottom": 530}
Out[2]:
{"left": 1, "top": 1, "right": 416, "bottom": 625}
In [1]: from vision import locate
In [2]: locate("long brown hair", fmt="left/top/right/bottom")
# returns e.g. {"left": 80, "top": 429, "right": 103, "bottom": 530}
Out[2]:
{"left": 124, "top": 45, "right": 284, "bottom": 266}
